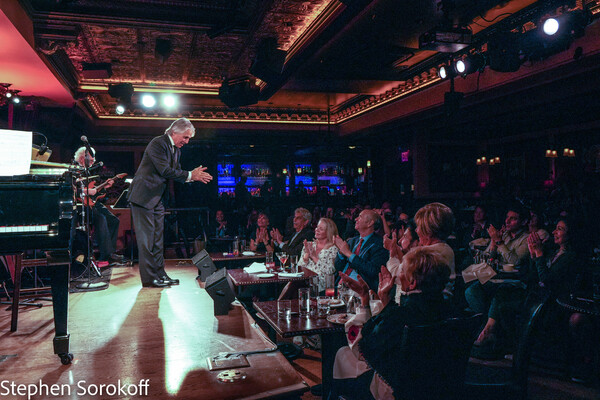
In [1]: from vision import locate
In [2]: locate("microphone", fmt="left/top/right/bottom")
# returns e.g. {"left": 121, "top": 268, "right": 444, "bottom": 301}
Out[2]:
{"left": 88, "top": 161, "right": 104, "bottom": 172}
{"left": 80, "top": 135, "right": 95, "bottom": 157}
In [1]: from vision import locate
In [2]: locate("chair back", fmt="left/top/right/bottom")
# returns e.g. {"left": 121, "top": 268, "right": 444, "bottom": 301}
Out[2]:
{"left": 277, "top": 279, "right": 308, "bottom": 300}
{"left": 511, "top": 294, "right": 549, "bottom": 397}
{"left": 390, "top": 313, "right": 482, "bottom": 400}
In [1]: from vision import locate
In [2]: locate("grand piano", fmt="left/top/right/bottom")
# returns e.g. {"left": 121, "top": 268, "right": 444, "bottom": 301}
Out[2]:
{"left": 0, "top": 168, "right": 75, "bottom": 365}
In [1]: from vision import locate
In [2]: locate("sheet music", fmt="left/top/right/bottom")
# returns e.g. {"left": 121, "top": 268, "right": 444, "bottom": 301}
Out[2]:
{"left": 0, "top": 129, "right": 32, "bottom": 176}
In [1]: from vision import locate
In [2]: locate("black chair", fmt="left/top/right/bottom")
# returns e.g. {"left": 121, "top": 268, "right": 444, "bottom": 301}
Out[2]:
{"left": 394, "top": 313, "right": 483, "bottom": 400}
{"left": 464, "top": 295, "right": 549, "bottom": 400}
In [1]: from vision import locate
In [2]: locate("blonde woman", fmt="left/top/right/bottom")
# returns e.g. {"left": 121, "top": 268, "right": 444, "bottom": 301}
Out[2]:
{"left": 387, "top": 202, "right": 455, "bottom": 303}
{"left": 298, "top": 217, "right": 339, "bottom": 292}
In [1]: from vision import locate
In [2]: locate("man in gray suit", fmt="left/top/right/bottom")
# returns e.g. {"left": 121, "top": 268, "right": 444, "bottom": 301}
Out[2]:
{"left": 128, "top": 118, "right": 212, "bottom": 287}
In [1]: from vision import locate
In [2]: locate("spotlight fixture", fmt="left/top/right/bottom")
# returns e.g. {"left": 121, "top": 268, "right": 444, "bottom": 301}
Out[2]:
{"left": 454, "top": 59, "right": 466, "bottom": 74}
{"left": 542, "top": 18, "right": 560, "bottom": 35}
{"left": 108, "top": 83, "right": 134, "bottom": 114}
{"left": 162, "top": 94, "right": 177, "bottom": 108}
{"left": 141, "top": 94, "right": 156, "bottom": 108}
{"left": 455, "top": 53, "right": 487, "bottom": 76}
{"left": 438, "top": 65, "right": 449, "bottom": 79}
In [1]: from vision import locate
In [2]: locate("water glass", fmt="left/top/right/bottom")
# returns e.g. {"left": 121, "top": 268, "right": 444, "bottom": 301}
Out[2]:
{"left": 232, "top": 239, "right": 240, "bottom": 256}
{"left": 324, "top": 274, "right": 335, "bottom": 297}
{"left": 277, "top": 299, "right": 292, "bottom": 319}
{"left": 289, "top": 255, "right": 299, "bottom": 273}
{"left": 316, "top": 296, "right": 330, "bottom": 318}
{"left": 298, "top": 287, "right": 311, "bottom": 317}
{"left": 265, "top": 251, "right": 275, "bottom": 271}
{"left": 239, "top": 240, "right": 246, "bottom": 253}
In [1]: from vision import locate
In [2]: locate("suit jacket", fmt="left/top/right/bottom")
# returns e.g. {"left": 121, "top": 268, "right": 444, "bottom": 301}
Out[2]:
{"left": 281, "top": 226, "right": 314, "bottom": 256}
{"left": 334, "top": 234, "right": 389, "bottom": 291}
{"left": 128, "top": 134, "right": 189, "bottom": 209}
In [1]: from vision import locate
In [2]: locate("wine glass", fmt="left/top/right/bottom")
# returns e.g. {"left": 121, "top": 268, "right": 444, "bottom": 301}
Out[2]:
{"left": 276, "top": 252, "right": 288, "bottom": 272}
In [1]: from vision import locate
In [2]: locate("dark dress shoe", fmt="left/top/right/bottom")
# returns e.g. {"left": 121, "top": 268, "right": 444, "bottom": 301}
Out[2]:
{"left": 109, "top": 253, "right": 125, "bottom": 262}
{"left": 142, "top": 279, "right": 171, "bottom": 288}
{"left": 161, "top": 275, "right": 179, "bottom": 285}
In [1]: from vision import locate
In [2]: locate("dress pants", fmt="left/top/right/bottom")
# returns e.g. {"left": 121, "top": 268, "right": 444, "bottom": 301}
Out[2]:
{"left": 92, "top": 203, "right": 119, "bottom": 261}
{"left": 131, "top": 202, "right": 166, "bottom": 285}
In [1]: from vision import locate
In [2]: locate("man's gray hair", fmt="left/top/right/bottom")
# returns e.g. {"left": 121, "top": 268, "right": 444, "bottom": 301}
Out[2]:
{"left": 74, "top": 146, "right": 95, "bottom": 164}
{"left": 166, "top": 118, "right": 195, "bottom": 137}
{"left": 295, "top": 207, "right": 312, "bottom": 223}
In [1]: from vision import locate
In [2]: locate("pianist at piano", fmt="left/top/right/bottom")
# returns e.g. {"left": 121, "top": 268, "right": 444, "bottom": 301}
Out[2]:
{"left": 74, "top": 147, "right": 123, "bottom": 264}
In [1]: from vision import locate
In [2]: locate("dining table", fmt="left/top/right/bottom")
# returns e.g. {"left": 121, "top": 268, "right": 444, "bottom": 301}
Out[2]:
{"left": 252, "top": 299, "right": 347, "bottom": 398}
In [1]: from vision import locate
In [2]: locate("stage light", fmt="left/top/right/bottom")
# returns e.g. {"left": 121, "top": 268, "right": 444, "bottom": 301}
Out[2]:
{"left": 543, "top": 18, "right": 560, "bottom": 35}
{"left": 13, "top": 97, "right": 20, "bottom": 104}
{"left": 115, "top": 104, "right": 126, "bottom": 115}
{"left": 162, "top": 94, "right": 177, "bottom": 108}
{"left": 6, "top": 92, "right": 12, "bottom": 98}
{"left": 438, "top": 65, "right": 448, "bottom": 79}
{"left": 455, "top": 60, "right": 466, "bottom": 74}
{"left": 141, "top": 94, "right": 156, "bottom": 108}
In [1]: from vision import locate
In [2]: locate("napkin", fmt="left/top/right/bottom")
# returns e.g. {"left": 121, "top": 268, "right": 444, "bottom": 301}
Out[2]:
{"left": 277, "top": 272, "right": 304, "bottom": 278}
{"left": 243, "top": 262, "right": 268, "bottom": 274}
{"left": 461, "top": 262, "right": 497, "bottom": 284}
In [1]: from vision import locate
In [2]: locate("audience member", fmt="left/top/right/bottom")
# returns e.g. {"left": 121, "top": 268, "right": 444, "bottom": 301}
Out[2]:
{"left": 298, "top": 218, "right": 339, "bottom": 292}
{"left": 334, "top": 209, "right": 389, "bottom": 291}
{"left": 271, "top": 207, "right": 314, "bottom": 256}
{"left": 330, "top": 247, "right": 452, "bottom": 400}
{"left": 387, "top": 202, "right": 456, "bottom": 303}
{"left": 249, "top": 212, "right": 274, "bottom": 253}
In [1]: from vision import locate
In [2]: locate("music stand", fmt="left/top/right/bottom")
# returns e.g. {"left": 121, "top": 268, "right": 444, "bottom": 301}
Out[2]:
{"left": 76, "top": 150, "right": 108, "bottom": 290}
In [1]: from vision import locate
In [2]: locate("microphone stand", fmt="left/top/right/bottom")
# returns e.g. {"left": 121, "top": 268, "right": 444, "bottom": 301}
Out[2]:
{"left": 76, "top": 149, "right": 108, "bottom": 290}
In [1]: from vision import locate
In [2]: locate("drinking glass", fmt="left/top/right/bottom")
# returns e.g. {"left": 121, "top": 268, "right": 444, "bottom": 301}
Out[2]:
{"left": 232, "top": 239, "right": 240, "bottom": 256}
{"left": 289, "top": 255, "right": 299, "bottom": 273}
{"left": 265, "top": 251, "right": 275, "bottom": 271}
{"left": 298, "top": 287, "right": 311, "bottom": 317}
{"left": 316, "top": 296, "right": 330, "bottom": 318}
{"left": 276, "top": 252, "right": 288, "bottom": 272}
{"left": 277, "top": 299, "right": 292, "bottom": 319}
{"left": 324, "top": 274, "right": 335, "bottom": 297}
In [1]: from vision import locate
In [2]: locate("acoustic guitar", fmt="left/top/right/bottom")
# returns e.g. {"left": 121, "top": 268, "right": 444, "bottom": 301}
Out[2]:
{"left": 78, "top": 173, "right": 127, "bottom": 207}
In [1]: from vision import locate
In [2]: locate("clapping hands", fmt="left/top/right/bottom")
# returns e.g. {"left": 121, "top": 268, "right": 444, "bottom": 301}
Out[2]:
{"left": 527, "top": 231, "right": 543, "bottom": 258}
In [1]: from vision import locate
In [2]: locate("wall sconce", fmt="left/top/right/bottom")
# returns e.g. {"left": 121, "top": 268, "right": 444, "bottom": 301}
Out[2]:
{"left": 563, "top": 148, "right": 575, "bottom": 157}
{"left": 494, "top": 156, "right": 500, "bottom": 164}
{"left": 0, "top": 83, "right": 21, "bottom": 106}
{"left": 366, "top": 160, "right": 371, "bottom": 168}
{"left": 296, "top": 167, "right": 302, "bottom": 174}
{"left": 489, "top": 158, "right": 495, "bottom": 166}
{"left": 545, "top": 149, "right": 558, "bottom": 158}
{"left": 358, "top": 167, "right": 363, "bottom": 174}
{"left": 282, "top": 168, "right": 288, "bottom": 175}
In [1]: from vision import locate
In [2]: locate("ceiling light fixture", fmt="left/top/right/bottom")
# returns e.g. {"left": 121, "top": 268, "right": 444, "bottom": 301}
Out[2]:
{"left": 162, "top": 94, "right": 177, "bottom": 108}
{"left": 0, "top": 83, "right": 21, "bottom": 106}
{"left": 115, "top": 104, "right": 126, "bottom": 115}
{"left": 141, "top": 94, "right": 156, "bottom": 108}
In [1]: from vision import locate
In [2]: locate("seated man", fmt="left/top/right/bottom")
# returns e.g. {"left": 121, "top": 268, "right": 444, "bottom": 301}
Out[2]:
{"left": 334, "top": 209, "right": 389, "bottom": 291}
{"left": 270, "top": 207, "right": 314, "bottom": 256}
{"left": 464, "top": 203, "right": 530, "bottom": 349}
{"left": 74, "top": 146, "right": 122, "bottom": 264}
{"left": 330, "top": 247, "right": 452, "bottom": 400}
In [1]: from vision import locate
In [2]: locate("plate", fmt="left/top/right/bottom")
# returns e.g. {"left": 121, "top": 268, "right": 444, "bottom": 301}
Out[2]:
{"left": 327, "top": 299, "right": 345, "bottom": 308}
{"left": 327, "top": 313, "right": 354, "bottom": 325}
{"left": 256, "top": 273, "right": 275, "bottom": 279}
{"left": 242, "top": 251, "right": 256, "bottom": 256}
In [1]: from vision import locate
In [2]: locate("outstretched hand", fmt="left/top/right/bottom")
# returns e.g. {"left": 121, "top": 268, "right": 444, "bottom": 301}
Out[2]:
{"left": 191, "top": 166, "right": 213, "bottom": 183}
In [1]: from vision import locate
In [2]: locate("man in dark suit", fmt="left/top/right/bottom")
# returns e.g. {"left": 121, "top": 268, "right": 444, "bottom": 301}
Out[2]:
{"left": 128, "top": 118, "right": 212, "bottom": 288}
{"left": 334, "top": 209, "right": 389, "bottom": 291}
{"left": 270, "top": 207, "right": 314, "bottom": 256}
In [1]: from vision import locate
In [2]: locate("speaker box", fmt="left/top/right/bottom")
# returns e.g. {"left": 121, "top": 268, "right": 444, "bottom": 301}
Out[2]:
{"left": 249, "top": 37, "right": 286, "bottom": 84}
{"left": 205, "top": 268, "right": 236, "bottom": 315}
{"left": 218, "top": 77, "right": 260, "bottom": 108}
{"left": 192, "top": 249, "right": 217, "bottom": 282}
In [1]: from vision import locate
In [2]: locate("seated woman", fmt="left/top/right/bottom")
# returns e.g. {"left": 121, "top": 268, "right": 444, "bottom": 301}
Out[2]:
{"left": 298, "top": 217, "right": 339, "bottom": 292}
{"left": 472, "top": 217, "right": 579, "bottom": 351}
{"left": 249, "top": 212, "right": 274, "bottom": 253}
{"left": 330, "top": 247, "right": 452, "bottom": 400}
{"left": 386, "top": 202, "right": 455, "bottom": 303}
